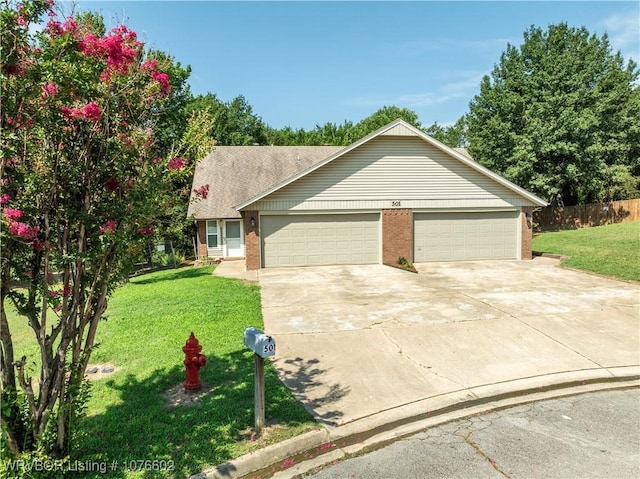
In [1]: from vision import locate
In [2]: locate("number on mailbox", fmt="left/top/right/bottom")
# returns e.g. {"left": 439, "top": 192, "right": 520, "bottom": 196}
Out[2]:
{"left": 244, "top": 326, "right": 276, "bottom": 358}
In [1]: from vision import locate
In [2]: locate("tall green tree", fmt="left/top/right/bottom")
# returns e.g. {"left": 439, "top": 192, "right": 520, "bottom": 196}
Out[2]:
{"left": 186, "top": 93, "right": 266, "bottom": 146}
{"left": 349, "top": 105, "right": 422, "bottom": 142}
{"left": 466, "top": 23, "right": 639, "bottom": 205}
{"left": 424, "top": 117, "right": 468, "bottom": 148}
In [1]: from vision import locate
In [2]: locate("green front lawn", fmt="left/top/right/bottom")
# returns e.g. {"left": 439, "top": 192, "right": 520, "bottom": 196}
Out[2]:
{"left": 6, "top": 266, "right": 316, "bottom": 478}
{"left": 532, "top": 221, "right": 640, "bottom": 281}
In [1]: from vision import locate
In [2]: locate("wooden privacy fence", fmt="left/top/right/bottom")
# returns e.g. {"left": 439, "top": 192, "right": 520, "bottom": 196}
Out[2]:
{"left": 534, "top": 198, "right": 640, "bottom": 232}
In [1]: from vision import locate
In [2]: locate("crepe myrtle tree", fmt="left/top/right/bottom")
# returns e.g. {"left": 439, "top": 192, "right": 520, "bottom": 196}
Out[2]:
{"left": 0, "top": 0, "right": 210, "bottom": 459}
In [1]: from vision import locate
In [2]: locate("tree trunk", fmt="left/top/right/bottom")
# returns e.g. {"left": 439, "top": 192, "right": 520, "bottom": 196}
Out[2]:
{"left": 0, "top": 306, "right": 21, "bottom": 457}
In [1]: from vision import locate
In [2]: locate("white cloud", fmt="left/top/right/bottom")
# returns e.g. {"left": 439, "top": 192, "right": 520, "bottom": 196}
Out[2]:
{"left": 602, "top": 11, "right": 639, "bottom": 63}
{"left": 350, "top": 71, "right": 485, "bottom": 109}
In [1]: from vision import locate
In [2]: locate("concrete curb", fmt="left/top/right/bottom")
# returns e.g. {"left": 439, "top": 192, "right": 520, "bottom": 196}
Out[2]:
{"left": 193, "top": 370, "right": 640, "bottom": 479}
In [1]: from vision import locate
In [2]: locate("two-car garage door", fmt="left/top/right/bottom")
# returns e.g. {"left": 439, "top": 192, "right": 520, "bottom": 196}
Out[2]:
{"left": 414, "top": 211, "right": 519, "bottom": 262}
{"left": 260, "top": 210, "right": 519, "bottom": 267}
{"left": 261, "top": 214, "right": 379, "bottom": 268}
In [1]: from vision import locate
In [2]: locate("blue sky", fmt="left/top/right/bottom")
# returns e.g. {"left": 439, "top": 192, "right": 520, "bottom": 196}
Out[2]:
{"left": 70, "top": 1, "right": 639, "bottom": 130}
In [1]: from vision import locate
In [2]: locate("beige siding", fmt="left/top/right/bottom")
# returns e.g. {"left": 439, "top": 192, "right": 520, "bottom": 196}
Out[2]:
{"left": 250, "top": 137, "right": 525, "bottom": 211}
{"left": 380, "top": 123, "right": 419, "bottom": 136}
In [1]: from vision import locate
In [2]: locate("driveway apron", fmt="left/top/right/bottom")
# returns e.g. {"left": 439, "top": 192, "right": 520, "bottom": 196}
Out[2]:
{"left": 258, "top": 258, "right": 640, "bottom": 428}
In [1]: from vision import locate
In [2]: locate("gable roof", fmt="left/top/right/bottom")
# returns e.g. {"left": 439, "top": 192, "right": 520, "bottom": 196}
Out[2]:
{"left": 236, "top": 119, "right": 548, "bottom": 209}
{"left": 187, "top": 145, "right": 343, "bottom": 219}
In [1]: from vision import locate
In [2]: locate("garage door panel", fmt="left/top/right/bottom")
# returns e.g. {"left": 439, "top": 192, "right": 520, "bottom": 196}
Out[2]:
{"left": 262, "top": 214, "right": 379, "bottom": 267}
{"left": 414, "top": 211, "right": 518, "bottom": 262}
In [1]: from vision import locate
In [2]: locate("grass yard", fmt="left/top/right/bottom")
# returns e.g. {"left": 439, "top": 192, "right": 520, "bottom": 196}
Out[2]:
{"left": 532, "top": 221, "right": 640, "bottom": 282}
{"left": 6, "top": 266, "right": 316, "bottom": 478}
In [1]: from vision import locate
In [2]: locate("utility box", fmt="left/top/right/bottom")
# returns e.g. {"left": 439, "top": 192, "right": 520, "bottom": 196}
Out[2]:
{"left": 244, "top": 327, "right": 276, "bottom": 358}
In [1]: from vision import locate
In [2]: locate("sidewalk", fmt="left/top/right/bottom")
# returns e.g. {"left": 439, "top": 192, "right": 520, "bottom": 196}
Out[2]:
{"left": 212, "top": 259, "right": 258, "bottom": 282}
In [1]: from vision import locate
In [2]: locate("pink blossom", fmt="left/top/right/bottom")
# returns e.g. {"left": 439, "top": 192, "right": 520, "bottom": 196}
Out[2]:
{"left": 53, "top": 305, "right": 62, "bottom": 313}
{"left": 0, "top": 194, "right": 10, "bottom": 204}
{"left": 193, "top": 184, "right": 210, "bottom": 199}
{"left": 82, "top": 102, "right": 101, "bottom": 121}
{"left": 9, "top": 222, "right": 38, "bottom": 241}
{"left": 16, "top": 15, "right": 27, "bottom": 27}
{"left": 100, "top": 220, "right": 117, "bottom": 234}
{"left": 61, "top": 105, "right": 78, "bottom": 120}
{"left": 80, "top": 26, "right": 142, "bottom": 80}
{"left": 63, "top": 285, "right": 71, "bottom": 296}
{"left": 48, "top": 290, "right": 60, "bottom": 298}
{"left": 153, "top": 157, "right": 163, "bottom": 164}
{"left": 3, "top": 208, "right": 23, "bottom": 222}
{"left": 151, "top": 71, "right": 170, "bottom": 95}
{"left": 62, "top": 18, "right": 78, "bottom": 36}
{"left": 140, "top": 59, "right": 157, "bottom": 72}
{"left": 41, "top": 81, "right": 59, "bottom": 98}
{"left": 61, "top": 102, "right": 101, "bottom": 122}
{"left": 45, "top": 18, "right": 63, "bottom": 36}
{"left": 79, "top": 32, "right": 101, "bottom": 56}
{"left": 137, "top": 225, "right": 154, "bottom": 236}
{"left": 168, "top": 157, "right": 186, "bottom": 171}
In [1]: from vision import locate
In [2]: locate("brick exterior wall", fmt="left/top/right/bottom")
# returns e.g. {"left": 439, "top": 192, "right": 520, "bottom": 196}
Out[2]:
{"left": 521, "top": 206, "right": 533, "bottom": 260}
{"left": 196, "top": 221, "right": 208, "bottom": 259}
{"left": 382, "top": 209, "right": 413, "bottom": 265}
{"left": 243, "top": 211, "right": 260, "bottom": 270}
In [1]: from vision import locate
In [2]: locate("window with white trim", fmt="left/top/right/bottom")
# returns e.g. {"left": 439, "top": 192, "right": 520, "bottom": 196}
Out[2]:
{"left": 206, "top": 220, "right": 218, "bottom": 248}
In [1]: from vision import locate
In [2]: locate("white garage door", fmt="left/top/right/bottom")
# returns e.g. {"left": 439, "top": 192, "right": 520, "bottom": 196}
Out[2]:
{"left": 414, "top": 211, "right": 519, "bottom": 262}
{"left": 261, "top": 214, "right": 380, "bottom": 267}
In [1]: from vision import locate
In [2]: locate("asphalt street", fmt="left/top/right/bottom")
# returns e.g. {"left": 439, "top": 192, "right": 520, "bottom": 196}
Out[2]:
{"left": 303, "top": 388, "right": 640, "bottom": 479}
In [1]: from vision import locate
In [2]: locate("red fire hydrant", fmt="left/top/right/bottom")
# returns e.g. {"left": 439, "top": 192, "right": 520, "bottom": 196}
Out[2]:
{"left": 182, "top": 332, "right": 206, "bottom": 391}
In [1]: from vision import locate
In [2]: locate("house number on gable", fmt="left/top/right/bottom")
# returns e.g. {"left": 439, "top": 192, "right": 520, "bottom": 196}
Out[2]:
{"left": 391, "top": 201, "right": 401, "bottom": 207}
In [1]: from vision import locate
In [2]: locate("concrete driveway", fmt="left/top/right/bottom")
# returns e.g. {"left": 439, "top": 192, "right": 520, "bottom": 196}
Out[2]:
{"left": 258, "top": 258, "right": 639, "bottom": 430}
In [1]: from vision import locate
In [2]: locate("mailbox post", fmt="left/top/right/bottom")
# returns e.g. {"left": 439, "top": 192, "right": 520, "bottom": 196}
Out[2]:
{"left": 243, "top": 327, "right": 276, "bottom": 436}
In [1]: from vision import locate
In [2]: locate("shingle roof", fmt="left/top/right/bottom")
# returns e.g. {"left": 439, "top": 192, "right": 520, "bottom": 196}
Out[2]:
{"left": 187, "top": 146, "right": 343, "bottom": 219}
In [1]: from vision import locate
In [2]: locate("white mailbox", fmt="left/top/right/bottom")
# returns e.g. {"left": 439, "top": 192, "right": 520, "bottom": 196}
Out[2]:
{"left": 244, "top": 327, "right": 276, "bottom": 358}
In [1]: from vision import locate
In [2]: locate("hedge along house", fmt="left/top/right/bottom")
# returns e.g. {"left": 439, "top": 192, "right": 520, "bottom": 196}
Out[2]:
{"left": 188, "top": 119, "right": 547, "bottom": 270}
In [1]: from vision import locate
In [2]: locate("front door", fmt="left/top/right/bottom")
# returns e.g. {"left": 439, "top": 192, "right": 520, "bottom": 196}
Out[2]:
{"left": 225, "top": 220, "right": 242, "bottom": 257}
